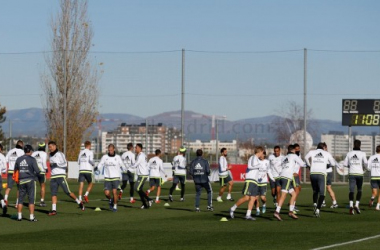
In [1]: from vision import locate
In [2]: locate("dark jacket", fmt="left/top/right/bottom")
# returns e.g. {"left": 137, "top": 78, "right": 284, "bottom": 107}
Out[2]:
{"left": 14, "top": 155, "right": 40, "bottom": 182}
{"left": 189, "top": 156, "right": 210, "bottom": 184}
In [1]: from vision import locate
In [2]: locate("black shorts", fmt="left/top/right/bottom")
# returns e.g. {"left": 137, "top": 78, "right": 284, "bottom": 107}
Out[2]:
{"left": 326, "top": 172, "right": 333, "bottom": 186}
{"left": 279, "top": 178, "right": 294, "bottom": 193}
{"left": 173, "top": 175, "right": 186, "bottom": 185}
{"left": 7, "top": 173, "right": 16, "bottom": 189}
{"left": 371, "top": 179, "right": 380, "bottom": 189}
{"left": 149, "top": 177, "right": 162, "bottom": 187}
{"left": 242, "top": 181, "right": 258, "bottom": 197}
{"left": 104, "top": 180, "right": 120, "bottom": 191}
{"left": 257, "top": 184, "right": 267, "bottom": 196}
{"left": 19, "top": 180, "right": 36, "bottom": 204}
{"left": 122, "top": 171, "right": 135, "bottom": 183}
{"left": 50, "top": 177, "right": 72, "bottom": 196}
{"left": 219, "top": 175, "right": 232, "bottom": 186}
{"left": 270, "top": 178, "right": 278, "bottom": 189}
{"left": 78, "top": 172, "right": 93, "bottom": 183}
{"left": 36, "top": 173, "right": 46, "bottom": 184}
{"left": 293, "top": 175, "right": 301, "bottom": 187}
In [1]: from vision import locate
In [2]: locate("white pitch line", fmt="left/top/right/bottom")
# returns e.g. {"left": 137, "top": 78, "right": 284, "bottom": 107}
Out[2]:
{"left": 311, "top": 234, "right": 380, "bottom": 250}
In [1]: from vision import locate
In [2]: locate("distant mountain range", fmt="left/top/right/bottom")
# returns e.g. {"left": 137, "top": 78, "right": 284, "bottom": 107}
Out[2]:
{"left": 1, "top": 108, "right": 379, "bottom": 144}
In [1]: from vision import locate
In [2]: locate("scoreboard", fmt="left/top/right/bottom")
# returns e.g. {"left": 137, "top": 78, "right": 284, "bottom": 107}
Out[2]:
{"left": 342, "top": 99, "right": 380, "bottom": 126}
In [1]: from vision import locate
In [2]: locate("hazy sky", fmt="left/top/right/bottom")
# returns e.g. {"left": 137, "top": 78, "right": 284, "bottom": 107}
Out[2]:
{"left": 1, "top": 0, "right": 380, "bottom": 121}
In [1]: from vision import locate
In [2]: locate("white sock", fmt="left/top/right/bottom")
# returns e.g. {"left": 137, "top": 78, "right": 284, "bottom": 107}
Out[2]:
{"left": 113, "top": 204, "right": 117, "bottom": 209}
{"left": 52, "top": 204, "right": 57, "bottom": 211}
{"left": 246, "top": 210, "right": 252, "bottom": 217}
{"left": 79, "top": 196, "right": 82, "bottom": 201}
{"left": 376, "top": 203, "right": 380, "bottom": 209}
{"left": 85, "top": 191, "right": 89, "bottom": 196}
{"left": 41, "top": 199, "right": 44, "bottom": 202}
{"left": 231, "top": 205, "right": 237, "bottom": 211}
{"left": 316, "top": 208, "right": 320, "bottom": 213}
{"left": 217, "top": 196, "right": 221, "bottom": 199}
{"left": 18, "top": 212, "right": 22, "bottom": 220}
{"left": 130, "top": 197, "right": 134, "bottom": 201}
{"left": 263, "top": 204, "right": 266, "bottom": 208}
{"left": 290, "top": 205, "right": 295, "bottom": 212}
{"left": 276, "top": 206, "right": 281, "bottom": 213}
{"left": 355, "top": 201, "right": 360, "bottom": 207}
{"left": 156, "top": 197, "right": 159, "bottom": 201}
{"left": 256, "top": 207, "right": 260, "bottom": 212}
{"left": 227, "top": 193, "right": 231, "bottom": 199}
{"left": 349, "top": 201, "right": 353, "bottom": 207}
{"left": 0, "top": 200, "right": 5, "bottom": 207}
{"left": 147, "top": 190, "right": 151, "bottom": 194}
{"left": 4, "top": 195, "right": 8, "bottom": 201}
{"left": 75, "top": 198, "right": 81, "bottom": 204}
{"left": 30, "top": 214, "right": 34, "bottom": 220}
{"left": 333, "top": 200, "right": 337, "bottom": 205}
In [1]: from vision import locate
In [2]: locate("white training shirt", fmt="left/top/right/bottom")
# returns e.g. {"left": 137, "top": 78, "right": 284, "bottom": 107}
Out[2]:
{"left": 148, "top": 156, "right": 165, "bottom": 178}
{"left": 219, "top": 156, "right": 229, "bottom": 177}
{"left": 367, "top": 154, "right": 380, "bottom": 179}
{"left": 305, "top": 149, "right": 335, "bottom": 175}
{"left": 32, "top": 151, "right": 48, "bottom": 173}
{"left": 268, "top": 154, "right": 283, "bottom": 179}
{"left": 49, "top": 151, "right": 68, "bottom": 178}
{"left": 258, "top": 159, "right": 274, "bottom": 184}
{"left": 133, "top": 152, "right": 149, "bottom": 176}
{"left": 293, "top": 154, "right": 303, "bottom": 174}
{"left": 5, "top": 147, "right": 24, "bottom": 173}
{"left": 172, "top": 154, "right": 187, "bottom": 176}
{"left": 343, "top": 150, "right": 368, "bottom": 175}
{"left": 77, "top": 148, "right": 95, "bottom": 172}
{"left": 0, "top": 153, "right": 6, "bottom": 174}
{"left": 246, "top": 155, "right": 261, "bottom": 181}
{"left": 98, "top": 154, "right": 126, "bottom": 180}
{"left": 121, "top": 150, "right": 136, "bottom": 174}
{"left": 280, "top": 153, "right": 305, "bottom": 180}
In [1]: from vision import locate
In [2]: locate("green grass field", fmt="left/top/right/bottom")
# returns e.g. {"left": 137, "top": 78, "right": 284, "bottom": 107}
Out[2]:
{"left": 1, "top": 181, "right": 380, "bottom": 250}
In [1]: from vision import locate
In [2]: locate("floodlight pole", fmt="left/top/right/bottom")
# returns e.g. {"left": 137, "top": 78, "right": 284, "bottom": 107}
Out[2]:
{"left": 303, "top": 48, "right": 307, "bottom": 183}
{"left": 63, "top": 49, "right": 67, "bottom": 155}
{"left": 181, "top": 48, "right": 185, "bottom": 146}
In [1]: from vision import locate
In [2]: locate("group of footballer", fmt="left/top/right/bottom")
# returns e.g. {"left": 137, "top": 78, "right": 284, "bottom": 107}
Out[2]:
{"left": 1, "top": 138, "right": 380, "bottom": 222}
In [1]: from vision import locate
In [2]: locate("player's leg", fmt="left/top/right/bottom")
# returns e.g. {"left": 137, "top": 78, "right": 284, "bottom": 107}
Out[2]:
{"left": 205, "top": 182, "right": 213, "bottom": 210}
{"left": 314, "top": 175, "right": 326, "bottom": 217}
{"left": 78, "top": 173, "right": 84, "bottom": 201}
{"left": 311, "top": 174, "right": 319, "bottom": 207}
{"left": 39, "top": 174, "right": 46, "bottom": 207}
{"left": 111, "top": 181, "right": 118, "bottom": 212}
{"left": 49, "top": 178, "right": 58, "bottom": 215}
{"left": 270, "top": 178, "right": 277, "bottom": 205}
{"left": 194, "top": 183, "right": 202, "bottom": 211}
{"left": 326, "top": 185, "right": 338, "bottom": 208}
{"left": 230, "top": 181, "right": 251, "bottom": 218}
{"left": 83, "top": 173, "right": 93, "bottom": 203}
{"left": 354, "top": 176, "right": 363, "bottom": 214}
{"left": 260, "top": 185, "right": 267, "bottom": 214}
{"left": 28, "top": 181, "right": 36, "bottom": 221}
{"left": 217, "top": 177, "right": 227, "bottom": 202}
{"left": 245, "top": 183, "right": 258, "bottom": 220}
{"left": 288, "top": 188, "right": 298, "bottom": 219}
{"left": 227, "top": 180, "right": 234, "bottom": 200}
{"left": 168, "top": 175, "right": 178, "bottom": 201}
{"left": 376, "top": 182, "right": 380, "bottom": 210}
{"left": 17, "top": 183, "right": 26, "bottom": 221}
{"left": 60, "top": 177, "right": 84, "bottom": 210}
{"left": 146, "top": 178, "right": 156, "bottom": 196}
{"left": 180, "top": 176, "right": 186, "bottom": 201}
{"left": 370, "top": 180, "right": 377, "bottom": 207}
{"left": 348, "top": 175, "right": 356, "bottom": 214}
{"left": 129, "top": 172, "right": 136, "bottom": 203}
{"left": 4, "top": 173, "right": 14, "bottom": 205}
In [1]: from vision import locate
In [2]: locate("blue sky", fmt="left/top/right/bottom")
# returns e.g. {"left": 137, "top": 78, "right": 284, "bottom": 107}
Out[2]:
{"left": 0, "top": 0, "right": 380, "bottom": 121}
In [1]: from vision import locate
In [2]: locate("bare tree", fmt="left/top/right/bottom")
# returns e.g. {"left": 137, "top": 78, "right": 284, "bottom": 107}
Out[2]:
{"left": 41, "top": 0, "right": 101, "bottom": 160}
{"left": 272, "top": 101, "right": 319, "bottom": 147}
{"left": 0, "top": 103, "right": 6, "bottom": 143}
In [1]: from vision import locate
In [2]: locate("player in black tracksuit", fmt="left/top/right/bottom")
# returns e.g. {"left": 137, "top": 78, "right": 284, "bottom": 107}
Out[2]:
{"left": 189, "top": 149, "right": 213, "bottom": 212}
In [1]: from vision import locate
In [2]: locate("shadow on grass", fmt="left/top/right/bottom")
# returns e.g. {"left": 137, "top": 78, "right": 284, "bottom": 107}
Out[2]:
{"left": 165, "top": 207, "right": 194, "bottom": 212}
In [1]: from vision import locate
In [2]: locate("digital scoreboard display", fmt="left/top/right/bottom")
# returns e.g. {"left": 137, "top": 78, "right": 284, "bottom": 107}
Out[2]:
{"left": 342, "top": 99, "right": 380, "bottom": 126}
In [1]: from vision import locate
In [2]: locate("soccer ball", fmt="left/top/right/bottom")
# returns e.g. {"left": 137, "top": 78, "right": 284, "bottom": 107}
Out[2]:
{"left": 2, "top": 183, "right": 7, "bottom": 189}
